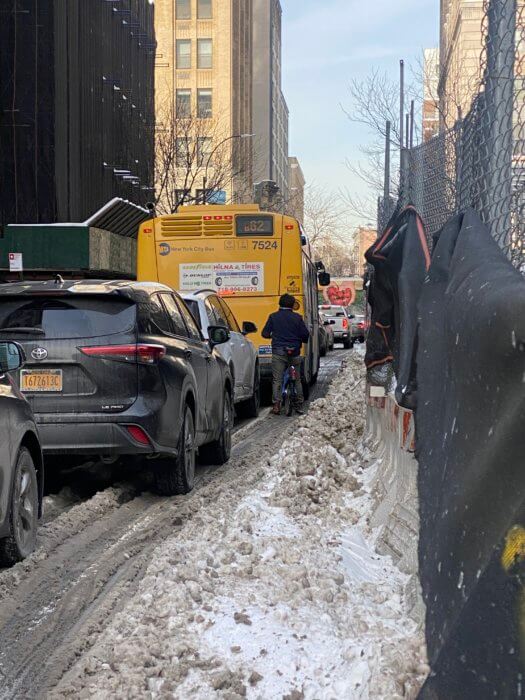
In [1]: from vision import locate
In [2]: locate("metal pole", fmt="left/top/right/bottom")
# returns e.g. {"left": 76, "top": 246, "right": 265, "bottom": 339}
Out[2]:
{"left": 410, "top": 100, "right": 415, "bottom": 149}
{"left": 399, "top": 60, "right": 407, "bottom": 202}
{"left": 405, "top": 114, "right": 410, "bottom": 148}
{"left": 399, "top": 60, "right": 405, "bottom": 149}
{"left": 384, "top": 120, "right": 391, "bottom": 201}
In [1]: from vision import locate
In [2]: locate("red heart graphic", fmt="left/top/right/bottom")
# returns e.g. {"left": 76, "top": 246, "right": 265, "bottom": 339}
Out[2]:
{"left": 327, "top": 285, "right": 353, "bottom": 306}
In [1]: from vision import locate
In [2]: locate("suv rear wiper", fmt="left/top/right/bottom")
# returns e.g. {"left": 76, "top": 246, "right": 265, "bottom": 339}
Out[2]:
{"left": 0, "top": 326, "right": 46, "bottom": 336}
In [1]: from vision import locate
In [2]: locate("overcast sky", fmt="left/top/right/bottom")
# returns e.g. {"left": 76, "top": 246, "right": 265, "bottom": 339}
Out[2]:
{"left": 282, "top": 0, "right": 439, "bottom": 222}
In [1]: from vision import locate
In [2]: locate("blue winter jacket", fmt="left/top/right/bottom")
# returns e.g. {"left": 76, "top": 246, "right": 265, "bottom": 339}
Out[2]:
{"left": 261, "top": 308, "right": 310, "bottom": 356}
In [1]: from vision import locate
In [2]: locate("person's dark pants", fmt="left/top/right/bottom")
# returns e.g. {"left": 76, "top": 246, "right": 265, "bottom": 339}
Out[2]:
{"left": 272, "top": 354, "right": 304, "bottom": 406}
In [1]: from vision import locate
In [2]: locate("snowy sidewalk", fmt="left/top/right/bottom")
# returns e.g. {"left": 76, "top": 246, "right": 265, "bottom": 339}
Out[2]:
{"left": 53, "top": 355, "right": 427, "bottom": 699}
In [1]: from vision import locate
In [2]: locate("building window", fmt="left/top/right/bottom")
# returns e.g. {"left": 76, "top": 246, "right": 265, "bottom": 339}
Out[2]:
{"left": 174, "top": 189, "right": 191, "bottom": 205}
{"left": 176, "top": 89, "right": 191, "bottom": 117}
{"left": 197, "top": 89, "right": 212, "bottom": 118}
{"left": 197, "top": 137, "right": 212, "bottom": 167}
{"left": 176, "top": 138, "right": 190, "bottom": 167}
{"left": 176, "top": 40, "right": 191, "bottom": 69}
{"left": 197, "top": 39, "right": 212, "bottom": 69}
{"left": 196, "top": 188, "right": 213, "bottom": 204}
{"left": 197, "top": 0, "right": 212, "bottom": 19}
{"left": 176, "top": 0, "right": 191, "bottom": 19}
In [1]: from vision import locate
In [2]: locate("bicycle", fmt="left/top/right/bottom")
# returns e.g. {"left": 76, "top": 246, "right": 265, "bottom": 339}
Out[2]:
{"left": 281, "top": 363, "right": 299, "bottom": 417}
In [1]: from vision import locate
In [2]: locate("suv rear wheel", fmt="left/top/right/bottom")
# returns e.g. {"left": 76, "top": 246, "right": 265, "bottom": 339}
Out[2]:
{"left": 154, "top": 406, "right": 196, "bottom": 496}
{"left": 200, "top": 391, "right": 233, "bottom": 465}
{"left": 237, "top": 368, "right": 260, "bottom": 419}
{"left": 0, "top": 447, "right": 38, "bottom": 566}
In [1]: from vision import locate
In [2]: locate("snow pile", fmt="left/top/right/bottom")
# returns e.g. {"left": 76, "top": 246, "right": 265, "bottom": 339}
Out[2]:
{"left": 52, "top": 355, "right": 428, "bottom": 699}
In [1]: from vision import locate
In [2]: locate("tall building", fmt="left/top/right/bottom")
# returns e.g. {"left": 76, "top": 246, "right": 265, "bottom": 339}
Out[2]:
{"left": 423, "top": 48, "right": 440, "bottom": 142}
{"left": 252, "top": 0, "right": 289, "bottom": 202}
{"left": 155, "top": 0, "right": 253, "bottom": 204}
{"left": 288, "top": 157, "right": 305, "bottom": 224}
{"left": 353, "top": 226, "right": 377, "bottom": 276}
{"left": 0, "top": 0, "right": 155, "bottom": 225}
{"left": 439, "top": 0, "right": 484, "bottom": 128}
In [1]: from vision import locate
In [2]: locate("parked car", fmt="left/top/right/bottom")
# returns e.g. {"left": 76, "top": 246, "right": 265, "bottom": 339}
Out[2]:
{"left": 0, "top": 341, "right": 43, "bottom": 566}
{"left": 319, "top": 313, "right": 335, "bottom": 354}
{"left": 318, "top": 305, "right": 352, "bottom": 349}
{"left": 0, "top": 280, "right": 234, "bottom": 497}
{"left": 350, "top": 314, "right": 367, "bottom": 344}
{"left": 182, "top": 290, "right": 260, "bottom": 418}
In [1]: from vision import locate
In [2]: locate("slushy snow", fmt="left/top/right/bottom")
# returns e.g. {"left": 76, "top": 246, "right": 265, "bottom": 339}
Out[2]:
{"left": 52, "top": 354, "right": 428, "bottom": 699}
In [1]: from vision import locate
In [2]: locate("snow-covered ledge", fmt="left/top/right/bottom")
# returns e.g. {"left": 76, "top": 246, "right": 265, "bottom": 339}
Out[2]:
{"left": 365, "top": 390, "right": 425, "bottom": 625}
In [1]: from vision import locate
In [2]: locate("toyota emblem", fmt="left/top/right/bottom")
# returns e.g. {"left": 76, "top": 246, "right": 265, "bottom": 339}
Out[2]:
{"left": 31, "top": 347, "right": 48, "bottom": 361}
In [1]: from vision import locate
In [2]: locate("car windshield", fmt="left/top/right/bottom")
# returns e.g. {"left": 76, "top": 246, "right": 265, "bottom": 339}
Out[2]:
{"left": 0, "top": 296, "right": 136, "bottom": 340}
{"left": 320, "top": 308, "right": 345, "bottom": 317}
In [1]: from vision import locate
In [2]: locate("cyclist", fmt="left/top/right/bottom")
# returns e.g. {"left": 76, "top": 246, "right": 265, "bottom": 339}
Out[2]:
{"left": 262, "top": 293, "right": 310, "bottom": 415}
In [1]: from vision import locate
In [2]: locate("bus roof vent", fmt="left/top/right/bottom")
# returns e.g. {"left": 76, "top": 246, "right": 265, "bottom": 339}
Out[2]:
{"left": 161, "top": 216, "right": 202, "bottom": 237}
{"left": 203, "top": 218, "right": 233, "bottom": 236}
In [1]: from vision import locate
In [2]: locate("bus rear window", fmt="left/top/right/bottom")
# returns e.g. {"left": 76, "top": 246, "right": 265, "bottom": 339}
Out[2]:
{"left": 235, "top": 215, "right": 274, "bottom": 237}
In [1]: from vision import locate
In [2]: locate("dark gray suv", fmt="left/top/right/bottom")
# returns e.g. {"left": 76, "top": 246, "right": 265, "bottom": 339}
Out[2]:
{"left": 0, "top": 280, "right": 234, "bottom": 496}
{"left": 0, "top": 341, "right": 43, "bottom": 565}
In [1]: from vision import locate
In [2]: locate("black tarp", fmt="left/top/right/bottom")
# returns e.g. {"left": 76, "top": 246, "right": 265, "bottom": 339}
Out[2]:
{"left": 364, "top": 206, "right": 430, "bottom": 408}
{"left": 416, "top": 209, "right": 525, "bottom": 698}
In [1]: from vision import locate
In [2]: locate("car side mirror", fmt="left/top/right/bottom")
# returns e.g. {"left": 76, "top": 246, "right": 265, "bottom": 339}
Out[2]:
{"left": 0, "top": 341, "right": 25, "bottom": 374}
{"left": 349, "top": 314, "right": 355, "bottom": 320}
{"left": 318, "top": 271, "right": 330, "bottom": 287}
{"left": 208, "top": 325, "right": 230, "bottom": 347}
{"left": 330, "top": 320, "right": 336, "bottom": 325}
{"left": 242, "top": 321, "right": 257, "bottom": 335}
{"left": 323, "top": 320, "right": 330, "bottom": 326}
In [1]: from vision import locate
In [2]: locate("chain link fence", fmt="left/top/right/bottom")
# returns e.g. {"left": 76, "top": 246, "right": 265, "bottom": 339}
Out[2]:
{"left": 384, "top": 0, "right": 525, "bottom": 269}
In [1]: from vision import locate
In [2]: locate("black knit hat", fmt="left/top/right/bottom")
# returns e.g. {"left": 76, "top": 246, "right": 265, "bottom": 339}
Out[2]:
{"left": 279, "top": 293, "right": 296, "bottom": 309}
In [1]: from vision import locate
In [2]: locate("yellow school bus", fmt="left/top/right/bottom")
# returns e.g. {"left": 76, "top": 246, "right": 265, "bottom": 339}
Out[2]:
{"left": 136, "top": 204, "right": 330, "bottom": 391}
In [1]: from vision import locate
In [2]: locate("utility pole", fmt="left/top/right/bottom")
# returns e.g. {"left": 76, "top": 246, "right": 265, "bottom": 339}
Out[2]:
{"left": 410, "top": 100, "right": 415, "bottom": 149}
{"left": 399, "top": 60, "right": 405, "bottom": 150}
{"left": 384, "top": 120, "right": 391, "bottom": 202}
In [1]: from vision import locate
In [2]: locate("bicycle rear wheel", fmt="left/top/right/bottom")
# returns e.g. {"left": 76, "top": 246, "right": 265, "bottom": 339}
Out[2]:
{"left": 283, "top": 385, "right": 294, "bottom": 416}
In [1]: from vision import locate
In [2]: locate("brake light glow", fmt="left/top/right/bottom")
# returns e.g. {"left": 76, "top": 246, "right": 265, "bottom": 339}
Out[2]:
{"left": 285, "top": 224, "right": 294, "bottom": 230}
{"left": 125, "top": 425, "right": 151, "bottom": 446}
{"left": 203, "top": 215, "right": 212, "bottom": 221}
{"left": 358, "top": 323, "right": 365, "bottom": 329}
{"left": 79, "top": 344, "right": 166, "bottom": 364}
{"left": 342, "top": 318, "right": 349, "bottom": 330}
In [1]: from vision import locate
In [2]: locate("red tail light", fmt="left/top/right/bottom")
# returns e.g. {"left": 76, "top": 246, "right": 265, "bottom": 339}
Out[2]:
{"left": 79, "top": 344, "right": 166, "bottom": 364}
{"left": 358, "top": 323, "right": 365, "bottom": 329}
{"left": 342, "top": 318, "right": 349, "bottom": 330}
{"left": 125, "top": 425, "right": 151, "bottom": 446}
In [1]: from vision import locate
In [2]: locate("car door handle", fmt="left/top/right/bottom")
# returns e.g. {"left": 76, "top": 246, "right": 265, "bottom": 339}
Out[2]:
{"left": 184, "top": 349, "right": 192, "bottom": 359}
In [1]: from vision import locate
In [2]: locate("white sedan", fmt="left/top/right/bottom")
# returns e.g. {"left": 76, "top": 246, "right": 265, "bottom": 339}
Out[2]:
{"left": 182, "top": 290, "right": 260, "bottom": 418}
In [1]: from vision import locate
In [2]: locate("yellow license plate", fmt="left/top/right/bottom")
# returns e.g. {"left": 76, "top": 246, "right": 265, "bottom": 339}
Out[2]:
{"left": 21, "top": 369, "right": 63, "bottom": 393}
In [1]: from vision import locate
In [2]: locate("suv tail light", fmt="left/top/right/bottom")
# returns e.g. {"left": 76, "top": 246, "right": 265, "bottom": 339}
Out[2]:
{"left": 125, "top": 425, "right": 151, "bottom": 445}
{"left": 79, "top": 344, "right": 166, "bottom": 365}
{"left": 342, "top": 318, "right": 349, "bottom": 330}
